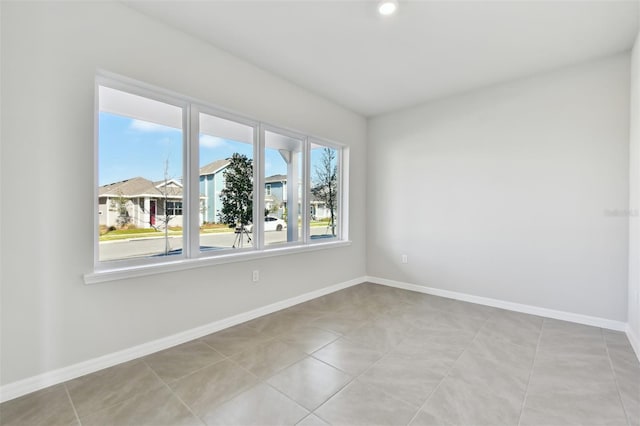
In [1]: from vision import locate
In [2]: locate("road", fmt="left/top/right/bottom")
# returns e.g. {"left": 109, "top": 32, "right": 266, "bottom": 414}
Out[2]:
{"left": 99, "top": 227, "right": 336, "bottom": 261}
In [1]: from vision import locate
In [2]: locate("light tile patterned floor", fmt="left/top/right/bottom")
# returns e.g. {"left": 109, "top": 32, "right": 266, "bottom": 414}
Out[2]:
{"left": 1, "top": 283, "right": 639, "bottom": 426}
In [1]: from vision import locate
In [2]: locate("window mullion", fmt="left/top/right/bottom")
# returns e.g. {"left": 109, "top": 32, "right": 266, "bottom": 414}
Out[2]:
{"left": 93, "top": 79, "right": 101, "bottom": 269}
{"left": 302, "top": 138, "right": 310, "bottom": 243}
{"left": 255, "top": 124, "right": 265, "bottom": 250}
{"left": 339, "top": 147, "right": 348, "bottom": 240}
{"left": 336, "top": 148, "right": 342, "bottom": 240}
{"left": 187, "top": 105, "right": 200, "bottom": 258}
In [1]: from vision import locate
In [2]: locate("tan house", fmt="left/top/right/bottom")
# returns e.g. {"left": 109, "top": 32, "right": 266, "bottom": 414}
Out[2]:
{"left": 98, "top": 177, "right": 185, "bottom": 229}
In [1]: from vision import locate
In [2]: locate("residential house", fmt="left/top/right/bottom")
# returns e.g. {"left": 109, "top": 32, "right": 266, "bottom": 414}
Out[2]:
{"left": 310, "top": 194, "right": 332, "bottom": 221}
{"left": 199, "top": 159, "right": 231, "bottom": 223}
{"left": 101, "top": 160, "right": 281, "bottom": 229}
{"left": 265, "top": 174, "right": 286, "bottom": 217}
{"left": 98, "top": 177, "right": 184, "bottom": 229}
{"left": 264, "top": 174, "right": 332, "bottom": 220}
{"left": 99, "top": 158, "right": 231, "bottom": 229}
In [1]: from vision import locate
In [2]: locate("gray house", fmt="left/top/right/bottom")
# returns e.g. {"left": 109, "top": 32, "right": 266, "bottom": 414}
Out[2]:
{"left": 98, "top": 177, "right": 184, "bottom": 229}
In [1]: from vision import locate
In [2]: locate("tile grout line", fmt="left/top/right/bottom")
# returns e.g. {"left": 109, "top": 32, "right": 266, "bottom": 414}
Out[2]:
{"left": 142, "top": 339, "right": 262, "bottom": 424}
{"left": 516, "top": 317, "right": 545, "bottom": 426}
{"left": 261, "top": 380, "right": 317, "bottom": 422}
{"left": 158, "top": 342, "right": 229, "bottom": 383}
{"left": 404, "top": 313, "right": 493, "bottom": 425}
{"left": 195, "top": 339, "right": 279, "bottom": 412}
{"left": 308, "top": 319, "right": 415, "bottom": 423}
{"left": 168, "top": 293, "right": 462, "bottom": 424}
{"left": 271, "top": 331, "right": 340, "bottom": 359}
{"left": 63, "top": 361, "right": 168, "bottom": 422}
{"left": 195, "top": 338, "right": 322, "bottom": 424}
{"left": 210, "top": 337, "right": 328, "bottom": 415}
{"left": 309, "top": 348, "right": 365, "bottom": 378}
{"left": 304, "top": 290, "right": 419, "bottom": 422}
{"left": 255, "top": 326, "right": 368, "bottom": 424}
{"left": 199, "top": 322, "right": 355, "bottom": 420}
{"left": 141, "top": 359, "right": 207, "bottom": 426}
{"left": 63, "top": 383, "right": 82, "bottom": 426}
{"left": 602, "top": 330, "right": 633, "bottom": 426}
{"left": 303, "top": 303, "right": 434, "bottom": 417}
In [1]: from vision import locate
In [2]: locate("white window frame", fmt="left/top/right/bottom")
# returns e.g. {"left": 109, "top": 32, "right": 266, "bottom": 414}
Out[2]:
{"left": 191, "top": 104, "right": 260, "bottom": 258}
{"left": 87, "top": 72, "right": 350, "bottom": 284}
{"left": 93, "top": 75, "right": 191, "bottom": 269}
{"left": 261, "top": 123, "right": 308, "bottom": 248}
{"left": 308, "top": 138, "right": 345, "bottom": 243}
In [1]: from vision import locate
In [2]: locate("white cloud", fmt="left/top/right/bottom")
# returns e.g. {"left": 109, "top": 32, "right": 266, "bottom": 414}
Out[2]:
{"left": 130, "top": 119, "right": 179, "bottom": 133}
{"left": 200, "top": 134, "right": 227, "bottom": 149}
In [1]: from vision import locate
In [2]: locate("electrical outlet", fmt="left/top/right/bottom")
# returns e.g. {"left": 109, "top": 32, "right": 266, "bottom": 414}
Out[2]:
{"left": 252, "top": 270, "right": 259, "bottom": 282}
{"left": 401, "top": 254, "right": 408, "bottom": 264}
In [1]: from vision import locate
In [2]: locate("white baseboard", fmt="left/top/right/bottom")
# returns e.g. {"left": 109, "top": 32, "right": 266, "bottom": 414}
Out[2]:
{"left": 626, "top": 325, "right": 640, "bottom": 361}
{"left": 0, "top": 276, "right": 365, "bottom": 403}
{"left": 365, "top": 276, "right": 628, "bottom": 332}
{"left": 2, "top": 274, "right": 636, "bottom": 403}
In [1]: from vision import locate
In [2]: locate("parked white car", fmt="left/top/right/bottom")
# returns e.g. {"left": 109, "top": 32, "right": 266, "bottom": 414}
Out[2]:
{"left": 245, "top": 216, "right": 287, "bottom": 232}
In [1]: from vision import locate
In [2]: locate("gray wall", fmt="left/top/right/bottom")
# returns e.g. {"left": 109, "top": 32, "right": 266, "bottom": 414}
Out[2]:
{"left": 368, "top": 54, "right": 630, "bottom": 321}
{"left": 0, "top": 2, "right": 367, "bottom": 385}
{"left": 629, "top": 29, "right": 640, "bottom": 344}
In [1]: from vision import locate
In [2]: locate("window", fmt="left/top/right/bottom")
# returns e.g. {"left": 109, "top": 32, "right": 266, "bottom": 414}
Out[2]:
{"left": 166, "top": 201, "right": 183, "bottom": 216}
{"left": 310, "top": 141, "right": 340, "bottom": 240}
{"left": 97, "top": 84, "right": 185, "bottom": 262}
{"left": 198, "top": 110, "right": 255, "bottom": 251}
{"left": 94, "top": 74, "right": 347, "bottom": 276}
{"left": 264, "top": 129, "right": 303, "bottom": 246}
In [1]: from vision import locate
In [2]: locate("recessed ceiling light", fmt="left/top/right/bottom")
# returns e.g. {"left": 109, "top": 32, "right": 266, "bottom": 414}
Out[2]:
{"left": 378, "top": 0, "right": 398, "bottom": 16}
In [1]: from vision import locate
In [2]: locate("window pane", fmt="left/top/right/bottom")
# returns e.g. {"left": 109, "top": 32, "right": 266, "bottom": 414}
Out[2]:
{"left": 199, "top": 112, "right": 255, "bottom": 251}
{"left": 310, "top": 143, "right": 339, "bottom": 240}
{"left": 264, "top": 130, "right": 303, "bottom": 246}
{"left": 98, "top": 86, "right": 184, "bottom": 261}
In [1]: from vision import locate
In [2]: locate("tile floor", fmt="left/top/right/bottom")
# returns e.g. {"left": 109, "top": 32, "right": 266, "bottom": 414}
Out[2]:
{"left": 1, "top": 283, "right": 639, "bottom": 426}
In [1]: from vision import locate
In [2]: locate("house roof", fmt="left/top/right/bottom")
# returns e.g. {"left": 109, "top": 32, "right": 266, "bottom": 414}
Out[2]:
{"left": 200, "top": 159, "right": 230, "bottom": 176}
{"left": 99, "top": 177, "right": 183, "bottom": 199}
{"left": 152, "top": 179, "right": 183, "bottom": 197}
{"left": 99, "top": 177, "right": 155, "bottom": 197}
{"left": 310, "top": 193, "right": 325, "bottom": 203}
{"left": 266, "top": 174, "right": 286, "bottom": 184}
{"left": 100, "top": 158, "right": 229, "bottom": 198}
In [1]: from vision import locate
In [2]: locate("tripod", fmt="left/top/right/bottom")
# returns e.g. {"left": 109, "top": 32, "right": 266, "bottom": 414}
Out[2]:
{"left": 232, "top": 225, "right": 252, "bottom": 248}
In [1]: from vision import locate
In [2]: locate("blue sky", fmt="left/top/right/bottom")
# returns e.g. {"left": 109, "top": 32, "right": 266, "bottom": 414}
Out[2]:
{"left": 98, "top": 113, "right": 291, "bottom": 185}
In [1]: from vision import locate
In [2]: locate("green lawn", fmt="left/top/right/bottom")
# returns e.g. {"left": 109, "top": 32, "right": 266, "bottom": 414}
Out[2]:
{"left": 99, "top": 229, "right": 183, "bottom": 241}
{"left": 100, "top": 220, "right": 334, "bottom": 241}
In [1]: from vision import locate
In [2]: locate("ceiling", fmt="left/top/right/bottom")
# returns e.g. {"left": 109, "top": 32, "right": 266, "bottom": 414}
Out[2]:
{"left": 124, "top": 0, "right": 639, "bottom": 117}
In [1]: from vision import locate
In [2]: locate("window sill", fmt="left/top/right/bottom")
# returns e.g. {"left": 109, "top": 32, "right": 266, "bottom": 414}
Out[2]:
{"left": 84, "top": 240, "right": 351, "bottom": 284}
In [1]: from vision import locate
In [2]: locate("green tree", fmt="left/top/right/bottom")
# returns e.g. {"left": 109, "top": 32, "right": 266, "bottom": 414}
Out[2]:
{"left": 219, "top": 153, "right": 253, "bottom": 226}
{"left": 311, "top": 148, "right": 337, "bottom": 236}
